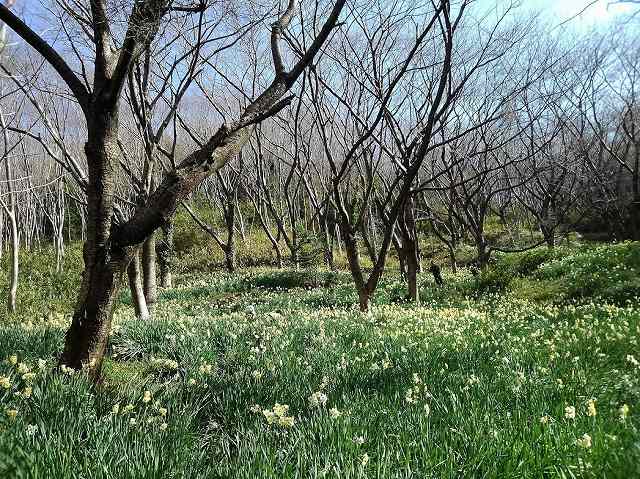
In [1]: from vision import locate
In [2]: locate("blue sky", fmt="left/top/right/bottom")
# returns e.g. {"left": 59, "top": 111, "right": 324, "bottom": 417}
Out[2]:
{"left": 480, "top": 0, "right": 636, "bottom": 26}
{"left": 11, "top": 0, "right": 639, "bottom": 38}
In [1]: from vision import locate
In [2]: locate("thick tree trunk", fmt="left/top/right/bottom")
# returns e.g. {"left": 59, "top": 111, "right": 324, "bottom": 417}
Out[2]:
{"left": 476, "top": 239, "right": 490, "bottom": 270}
{"left": 448, "top": 245, "right": 457, "bottom": 274}
{"left": 142, "top": 233, "right": 157, "bottom": 308}
{"left": 541, "top": 225, "right": 556, "bottom": 248}
{"left": 358, "top": 287, "right": 370, "bottom": 312}
{"left": 60, "top": 245, "right": 127, "bottom": 377}
{"left": 60, "top": 125, "right": 124, "bottom": 377}
{"left": 127, "top": 250, "right": 150, "bottom": 320}
{"left": 157, "top": 219, "right": 174, "bottom": 288}
{"left": 406, "top": 247, "right": 419, "bottom": 303}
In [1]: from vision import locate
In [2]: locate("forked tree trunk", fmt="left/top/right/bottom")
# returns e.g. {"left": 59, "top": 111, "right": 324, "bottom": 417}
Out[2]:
{"left": 358, "top": 288, "right": 371, "bottom": 312}
{"left": 127, "top": 250, "right": 150, "bottom": 320}
{"left": 142, "top": 233, "right": 157, "bottom": 308}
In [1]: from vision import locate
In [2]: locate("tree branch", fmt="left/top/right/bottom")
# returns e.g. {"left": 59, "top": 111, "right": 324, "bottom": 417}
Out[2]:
{"left": 0, "top": 4, "right": 90, "bottom": 115}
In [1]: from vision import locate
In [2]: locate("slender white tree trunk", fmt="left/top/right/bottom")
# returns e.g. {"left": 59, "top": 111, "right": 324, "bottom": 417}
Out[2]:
{"left": 0, "top": 110, "right": 18, "bottom": 313}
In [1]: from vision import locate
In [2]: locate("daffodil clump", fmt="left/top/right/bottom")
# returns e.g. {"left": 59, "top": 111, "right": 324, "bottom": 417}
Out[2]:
{"left": 258, "top": 403, "right": 295, "bottom": 428}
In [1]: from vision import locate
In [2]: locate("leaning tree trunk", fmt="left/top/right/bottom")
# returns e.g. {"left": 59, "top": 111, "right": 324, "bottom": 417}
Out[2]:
{"left": 340, "top": 221, "right": 372, "bottom": 312}
{"left": 157, "top": 219, "right": 174, "bottom": 288}
{"left": 127, "top": 249, "right": 150, "bottom": 320}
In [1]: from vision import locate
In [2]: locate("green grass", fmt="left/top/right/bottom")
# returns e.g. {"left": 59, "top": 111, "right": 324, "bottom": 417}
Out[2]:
{"left": 0, "top": 243, "right": 639, "bottom": 478}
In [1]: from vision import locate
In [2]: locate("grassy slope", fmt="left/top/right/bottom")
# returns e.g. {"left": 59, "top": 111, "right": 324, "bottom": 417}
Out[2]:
{"left": 0, "top": 243, "right": 638, "bottom": 478}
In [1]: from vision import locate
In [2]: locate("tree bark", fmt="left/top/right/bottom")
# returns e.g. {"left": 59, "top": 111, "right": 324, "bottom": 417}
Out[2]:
{"left": 447, "top": 245, "right": 457, "bottom": 274}
{"left": 399, "top": 196, "right": 420, "bottom": 302}
{"left": 157, "top": 219, "right": 173, "bottom": 288}
{"left": 223, "top": 203, "right": 236, "bottom": 272}
{"left": 224, "top": 246, "right": 236, "bottom": 273}
{"left": 59, "top": 126, "right": 123, "bottom": 376}
{"left": 541, "top": 224, "right": 556, "bottom": 248}
{"left": 476, "top": 239, "right": 491, "bottom": 270}
{"left": 392, "top": 235, "right": 407, "bottom": 279}
{"left": 142, "top": 232, "right": 158, "bottom": 307}
{"left": 127, "top": 250, "right": 150, "bottom": 320}
{"left": 406, "top": 247, "right": 419, "bottom": 303}
{"left": 358, "top": 288, "right": 370, "bottom": 312}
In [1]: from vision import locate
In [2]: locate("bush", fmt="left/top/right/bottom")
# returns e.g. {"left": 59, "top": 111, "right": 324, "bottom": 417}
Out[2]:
{"left": 509, "top": 277, "right": 568, "bottom": 303}
{"left": 474, "top": 247, "right": 567, "bottom": 294}
{"left": 534, "top": 241, "right": 640, "bottom": 303}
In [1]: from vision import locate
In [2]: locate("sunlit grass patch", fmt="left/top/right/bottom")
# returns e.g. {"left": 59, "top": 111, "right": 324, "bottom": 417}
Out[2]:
{"left": 1, "top": 243, "right": 640, "bottom": 477}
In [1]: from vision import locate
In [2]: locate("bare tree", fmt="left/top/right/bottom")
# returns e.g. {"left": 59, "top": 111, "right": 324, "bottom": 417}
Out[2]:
{"left": 0, "top": 0, "right": 346, "bottom": 377}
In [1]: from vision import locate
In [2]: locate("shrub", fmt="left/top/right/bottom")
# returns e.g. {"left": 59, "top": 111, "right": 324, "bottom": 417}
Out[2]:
{"left": 535, "top": 241, "right": 640, "bottom": 303}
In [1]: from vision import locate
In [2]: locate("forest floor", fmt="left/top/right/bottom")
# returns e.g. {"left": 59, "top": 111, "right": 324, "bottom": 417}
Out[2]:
{"left": 0, "top": 242, "right": 639, "bottom": 478}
